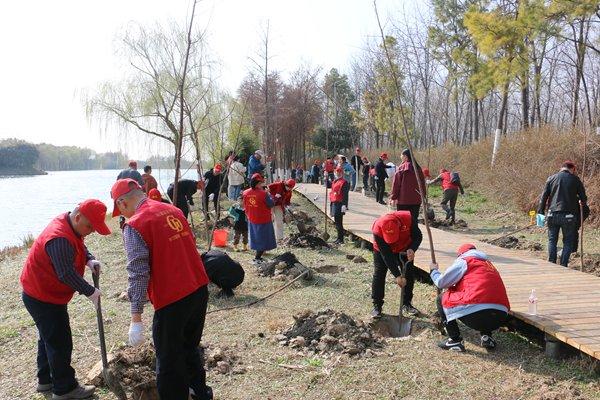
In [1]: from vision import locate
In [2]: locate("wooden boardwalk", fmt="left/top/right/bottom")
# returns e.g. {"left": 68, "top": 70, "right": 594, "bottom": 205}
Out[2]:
{"left": 295, "top": 183, "right": 600, "bottom": 360}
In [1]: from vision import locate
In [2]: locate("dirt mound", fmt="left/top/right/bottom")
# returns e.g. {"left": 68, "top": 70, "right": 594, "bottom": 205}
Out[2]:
{"left": 571, "top": 252, "right": 600, "bottom": 277}
{"left": 257, "top": 251, "right": 313, "bottom": 280}
{"left": 314, "top": 265, "right": 344, "bottom": 274}
{"left": 202, "top": 344, "right": 246, "bottom": 375}
{"left": 484, "top": 235, "right": 543, "bottom": 251}
{"left": 282, "top": 233, "right": 329, "bottom": 249}
{"left": 427, "top": 219, "right": 468, "bottom": 228}
{"left": 276, "top": 309, "right": 384, "bottom": 356}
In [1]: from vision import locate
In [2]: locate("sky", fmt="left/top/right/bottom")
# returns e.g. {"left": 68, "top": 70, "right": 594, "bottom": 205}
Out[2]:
{"left": 0, "top": 0, "right": 421, "bottom": 159}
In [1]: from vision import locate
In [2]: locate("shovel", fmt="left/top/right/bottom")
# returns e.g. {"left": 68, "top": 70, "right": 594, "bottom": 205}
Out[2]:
{"left": 92, "top": 272, "right": 127, "bottom": 400}
{"left": 285, "top": 207, "right": 307, "bottom": 235}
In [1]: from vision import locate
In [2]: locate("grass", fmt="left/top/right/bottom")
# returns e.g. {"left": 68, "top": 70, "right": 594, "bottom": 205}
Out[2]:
{"left": 0, "top": 192, "right": 599, "bottom": 399}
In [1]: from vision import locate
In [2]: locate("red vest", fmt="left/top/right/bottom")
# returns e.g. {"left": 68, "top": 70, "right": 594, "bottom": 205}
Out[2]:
{"left": 329, "top": 178, "right": 347, "bottom": 203}
{"left": 324, "top": 160, "right": 335, "bottom": 172}
{"left": 440, "top": 171, "right": 459, "bottom": 191}
{"left": 127, "top": 200, "right": 209, "bottom": 311}
{"left": 268, "top": 182, "right": 292, "bottom": 210}
{"left": 372, "top": 211, "right": 413, "bottom": 253}
{"left": 442, "top": 256, "right": 510, "bottom": 310}
{"left": 20, "top": 213, "right": 87, "bottom": 305}
{"left": 243, "top": 187, "right": 272, "bottom": 224}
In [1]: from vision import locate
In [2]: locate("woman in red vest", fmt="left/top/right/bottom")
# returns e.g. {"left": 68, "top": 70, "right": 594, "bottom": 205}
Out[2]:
{"left": 370, "top": 210, "right": 423, "bottom": 319}
{"left": 111, "top": 179, "right": 213, "bottom": 400}
{"left": 20, "top": 199, "right": 110, "bottom": 399}
{"left": 243, "top": 173, "right": 277, "bottom": 264}
{"left": 427, "top": 168, "right": 465, "bottom": 224}
{"left": 329, "top": 166, "right": 349, "bottom": 244}
{"left": 268, "top": 179, "right": 296, "bottom": 242}
{"left": 390, "top": 148, "right": 426, "bottom": 223}
{"left": 430, "top": 244, "right": 510, "bottom": 352}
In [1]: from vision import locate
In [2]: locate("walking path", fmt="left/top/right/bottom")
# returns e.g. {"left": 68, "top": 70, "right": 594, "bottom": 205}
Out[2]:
{"left": 295, "top": 183, "right": 600, "bottom": 360}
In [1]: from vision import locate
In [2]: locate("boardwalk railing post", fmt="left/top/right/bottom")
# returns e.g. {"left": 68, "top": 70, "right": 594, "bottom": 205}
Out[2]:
{"left": 545, "top": 334, "right": 564, "bottom": 359}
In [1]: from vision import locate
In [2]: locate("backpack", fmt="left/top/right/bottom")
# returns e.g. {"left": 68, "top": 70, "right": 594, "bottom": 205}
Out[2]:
{"left": 450, "top": 172, "right": 460, "bottom": 184}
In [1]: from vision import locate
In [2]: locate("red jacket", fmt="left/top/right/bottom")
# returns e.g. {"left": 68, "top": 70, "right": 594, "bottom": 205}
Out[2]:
{"left": 21, "top": 213, "right": 87, "bottom": 305}
{"left": 268, "top": 182, "right": 292, "bottom": 210}
{"left": 324, "top": 160, "right": 335, "bottom": 173}
{"left": 390, "top": 161, "right": 426, "bottom": 206}
{"left": 442, "top": 256, "right": 510, "bottom": 310}
{"left": 127, "top": 200, "right": 209, "bottom": 311}
{"left": 372, "top": 211, "right": 413, "bottom": 253}
{"left": 243, "top": 187, "right": 273, "bottom": 224}
{"left": 439, "top": 170, "right": 460, "bottom": 191}
{"left": 329, "top": 178, "right": 348, "bottom": 203}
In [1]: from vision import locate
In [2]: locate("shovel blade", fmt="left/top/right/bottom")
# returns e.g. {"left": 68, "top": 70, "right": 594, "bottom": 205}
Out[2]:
{"left": 370, "top": 314, "right": 412, "bottom": 337}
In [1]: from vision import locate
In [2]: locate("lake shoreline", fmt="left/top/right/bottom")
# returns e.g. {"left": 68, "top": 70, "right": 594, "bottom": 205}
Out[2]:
{"left": 0, "top": 166, "right": 47, "bottom": 177}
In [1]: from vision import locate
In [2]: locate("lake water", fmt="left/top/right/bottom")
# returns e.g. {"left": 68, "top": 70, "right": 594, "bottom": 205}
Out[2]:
{"left": 0, "top": 169, "right": 196, "bottom": 249}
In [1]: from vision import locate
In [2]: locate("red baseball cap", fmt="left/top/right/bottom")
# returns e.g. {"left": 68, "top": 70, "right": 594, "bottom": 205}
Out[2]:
{"left": 214, "top": 164, "right": 223, "bottom": 173}
{"left": 423, "top": 168, "right": 431, "bottom": 178}
{"left": 78, "top": 199, "right": 111, "bottom": 235}
{"left": 457, "top": 243, "right": 476, "bottom": 256}
{"left": 381, "top": 217, "right": 400, "bottom": 244}
{"left": 285, "top": 179, "right": 296, "bottom": 189}
{"left": 148, "top": 188, "right": 162, "bottom": 201}
{"left": 250, "top": 173, "right": 264, "bottom": 182}
{"left": 335, "top": 166, "right": 343, "bottom": 174}
{"left": 110, "top": 179, "right": 142, "bottom": 217}
{"left": 380, "top": 153, "right": 388, "bottom": 159}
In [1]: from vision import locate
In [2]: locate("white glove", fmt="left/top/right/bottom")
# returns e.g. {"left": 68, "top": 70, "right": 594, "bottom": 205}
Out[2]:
{"left": 128, "top": 322, "right": 144, "bottom": 346}
{"left": 275, "top": 193, "right": 282, "bottom": 199}
{"left": 341, "top": 205, "right": 347, "bottom": 213}
{"left": 208, "top": 193, "right": 215, "bottom": 201}
{"left": 425, "top": 179, "right": 432, "bottom": 185}
{"left": 87, "top": 288, "right": 101, "bottom": 309}
{"left": 86, "top": 259, "right": 101, "bottom": 275}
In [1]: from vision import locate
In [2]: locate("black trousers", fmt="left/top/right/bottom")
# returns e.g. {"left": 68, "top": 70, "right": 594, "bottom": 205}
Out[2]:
{"left": 330, "top": 202, "right": 345, "bottom": 241}
{"left": 22, "top": 292, "right": 78, "bottom": 395}
{"left": 436, "top": 294, "right": 507, "bottom": 340}
{"left": 362, "top": 174, "right": 369, "bottom": 191}
{"left": 375, "top": 179, "right": 385, "bottom": 203}
{"left": 396, "top": 204, "right": 421, "bottom": 225}
{"left": 441, "top": 189, "right": 459, "bottom": 222}
{"left": 203, "top": 191, "right": 218, "bottom": 216}
{"left": 153, "top": 286, "right": 209, "bottom": 400}
{"left": 372, "top": 251, "right": 414, "bottom": 307}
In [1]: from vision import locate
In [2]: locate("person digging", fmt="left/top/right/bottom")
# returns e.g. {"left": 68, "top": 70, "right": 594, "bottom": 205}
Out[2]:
{"left": 430, "top": 244, "right": 510, "bottom": 352}
{"left": 427, "top": 168, "right": 464, "bottom": 225}
{"left": 20, "top": 199, "right": 111, "bottom": 399}
{"left": 111, "top": 179, "right": 213, "bottom": 400}
{"left": 268, "top": 178, "right": 296, "bottom": 242}
{"left": 371, "top": 210, "right": 423, "bottom": 319}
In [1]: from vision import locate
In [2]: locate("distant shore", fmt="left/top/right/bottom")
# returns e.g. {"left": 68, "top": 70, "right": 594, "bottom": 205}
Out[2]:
{"left": 0, "top": 166, "right": 47, "bottom": 177}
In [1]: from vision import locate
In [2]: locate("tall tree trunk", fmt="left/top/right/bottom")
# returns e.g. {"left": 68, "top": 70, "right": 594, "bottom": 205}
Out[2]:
{"left": 492, "top": 84, "right": 509, "bottom": 167}
{"left": 474, "top": 98, "right": 480, "bottom": 141}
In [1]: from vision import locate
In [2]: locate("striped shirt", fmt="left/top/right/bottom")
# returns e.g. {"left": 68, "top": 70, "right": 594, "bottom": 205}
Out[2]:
{"left": 122, "top": 198, "right": 150, "bottom": 314}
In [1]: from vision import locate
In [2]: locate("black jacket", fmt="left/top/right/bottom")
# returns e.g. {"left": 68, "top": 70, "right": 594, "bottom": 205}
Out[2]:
{"left": 374, "top": 224, "right": 423, "bottom": 277}
{"left": 351, "top": 155, "right": 363, "bottom": 170}
{"left": 167, "top": 179, "right": 198, "bottom": 205}
{"left": 203, "top": 169, "right": 222, "bottom": 195}
{"left": 375, "top": 159, "right": 388, "bottom": 180}
{"left": 538, "top": 170, "right": 587, "bottom": 215}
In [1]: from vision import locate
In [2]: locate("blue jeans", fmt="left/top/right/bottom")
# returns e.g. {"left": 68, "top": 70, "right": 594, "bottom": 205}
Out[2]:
{"left": 351, "top": 172, "right": 357, "bottom": 190}
{"left": 547, "top": 212, "right": 578, "bottom": 267}
{"left": 228, "top": 185, "right": 242, "bottom": 201}
{"left": 22, "top": 292, "right": 78, "bottom": 395}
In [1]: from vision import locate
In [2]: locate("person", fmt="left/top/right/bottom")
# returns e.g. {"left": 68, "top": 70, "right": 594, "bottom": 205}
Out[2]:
{"left": 290, "top": 164, "right": 297, "bottom": 180}
{"left": 247, "top": 150, "right": 265, "bottom": 178}
{"left": 427, "top": 168, "right": 465, "bottom": 224}
{"left": 201, "top": 250, "right": 245, "bottom": 298}
{"left": 167, "top": 179, "right": 202, "bottom": 219}
{"left": 242, "top": 173, "right": 277, "bottom": 264}
{"left": 141, "top": 165, "right": 158, "bottom": 194}
{"left": 340, "top": 156, "right": 355, "bottom": 184}
{"left": 310, "top": 160, "right": 321, "bottom": 184}
{"left": 228, "top": 203, "right": 248, "bottom": 252}
{"left": 369, "top": 165, "right": 376, "bottom": 192}
{"left": 323, "top": 156, "right": 335, "bottom": 187}
{"left": 111, "top": 179, "right": 213, "bottom": 400}
{"left": 227, "top": 156, "right": 246, "bottom": 201}
{"left": 361, "top": 157, "right": 371, "bottom": 194}
{"left": 375, "top": 153, "right": 389, "bottom": 204}
{"left": 203, "top": 164, "right": 223, "bottom": 218}
{"left": 390, "top": 149, "right": 426, "bottom": 223}
{"left": 148, "top": 188, "right": 170, "bottom": 204}
{"left": 296, "top": 165, "right": 304, "bottom": 183}
{"left": 116, "top": 160, "right": 144, "bottom": 186}
{"left": 268, "top": 179, "right": 296, "bottom": 242}
{"left": 20, "top": 199, "right": 111, "bottom": 399}
{"left": 329, "top": 166, "right": 349, "bottom": 244}
{"left": 430, "top": 244, "right": 510, "bottom": 352}
{"left": 537, "top": 160, "right": 589, "bottom": 268}
{"left": 370, "top": 210, "right": 423, "bottom": 318}
{"left": 350, "top": 147, "right": 364, "bottom": 191}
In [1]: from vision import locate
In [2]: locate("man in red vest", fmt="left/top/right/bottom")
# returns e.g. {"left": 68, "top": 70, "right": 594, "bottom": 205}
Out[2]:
{"left": 323, "top": 156, "right": 335, "bottom": 187}
{"left": 427, "top": 168, "right": 464, "bottom": 224}
{"left": 268, "top": 178, "right": 295, "bottom": 241}
{"left": 20, "top": 199, "right": 110, "bottom": 399}
{"left": 430, "top": 243, "right": 510, "bottom": 352}
{"left": 371, "top": 210, "right": 422, "bottom": 319}
{"left": 111, "top": 179, "right": 212, "bottom": 400}
{"left": 329, "top": 166, "right": 350, "bottom": 244}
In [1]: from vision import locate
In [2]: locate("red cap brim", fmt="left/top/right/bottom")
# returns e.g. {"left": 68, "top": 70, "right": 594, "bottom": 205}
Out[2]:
{"left": 112, "top": 201, "right": 121, "bottom": 217}
{"left": 92, "top": 219, "right": 112, "bottom": 235}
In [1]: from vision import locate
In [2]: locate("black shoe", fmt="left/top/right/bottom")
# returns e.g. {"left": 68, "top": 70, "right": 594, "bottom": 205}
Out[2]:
{"left": 217, "top": 288, "right": 235, "bottom": 298}
{"left": 37, "top": 383, "right": 52, "bottom": 393}
{"left": 371, "top": 305, "right": 383, "bottom": 319}
{"left": 437, "top": 337, "right": 465, "bottom": 352}
{"left": 402, "top": 303, "right": 419, "bottom": 316}
{"left": 480, "top": 335, "right": 497, "bottom": 350}
{"left": 190, "top": 385, "right": 213, "bottom": 400}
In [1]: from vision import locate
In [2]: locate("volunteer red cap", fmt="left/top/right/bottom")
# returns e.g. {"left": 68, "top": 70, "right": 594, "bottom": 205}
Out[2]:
{"left": 335, "top": 166, "right": 343, "bottom": 174}
{"left": 251, "top": 173, "right": 264, "bottom": 182}
{"left": 457, "top": 243, "right": 476, "bottom": 256}
{"left": 423, "top": 168, "right": 431, "bottom": 178}
{"left": 285, "top": 179, "right": 296, "bottom": 189}
{"left": 148, "top": 188, "right": 162, "bottom": 201}
{"left": 78, "top": 199, "right": 111, "bottom": 235}
{"left": 110, "top": 179, "right": 142, "bottom": 217}
{"left": 380, "top": 153, "right": 388, "bottom": 159}
{"left": 214, "top": 164, "right": 223, "bottom": 173}
{"left": 562, "top": 160, "right": 576, "bottom": 170}
{"left": 381, "top": 217, "right": 400, "bottom": 244}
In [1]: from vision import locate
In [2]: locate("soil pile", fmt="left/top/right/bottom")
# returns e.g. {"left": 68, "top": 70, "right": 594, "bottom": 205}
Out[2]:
{"left": 426, "top": 219, "right": 468, "bottom": 228}
{"left": 276, "top": 309, "right": 384, "bottom": 356}
{"left": 257, "top": 251, "right": 313, "bottom": 280}
{"left": 571, "top": 252, "right": 600, "bottom": 277}
{"left": 484, "top": 235, "right": 543, "bottom": 251}
{"left": 202, "top": 344, "right": 246, "bottom": 375}
{"left": 282, "top": 233, "right": 329, "bottom": 249}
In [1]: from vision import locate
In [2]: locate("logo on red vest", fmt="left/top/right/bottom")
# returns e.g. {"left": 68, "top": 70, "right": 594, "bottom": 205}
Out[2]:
{"left": 167, "top": 215, "right": 183, "bottom": 232}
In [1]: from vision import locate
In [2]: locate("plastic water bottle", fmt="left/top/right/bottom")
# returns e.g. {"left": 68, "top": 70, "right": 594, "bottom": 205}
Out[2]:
{"left": 528, "top": 289, "right": 538, "bottom": 315}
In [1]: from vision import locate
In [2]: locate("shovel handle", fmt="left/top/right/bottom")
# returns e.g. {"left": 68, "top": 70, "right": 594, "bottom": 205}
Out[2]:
{"left": 92, "top": 272, "right": 109, "bottom": 369}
